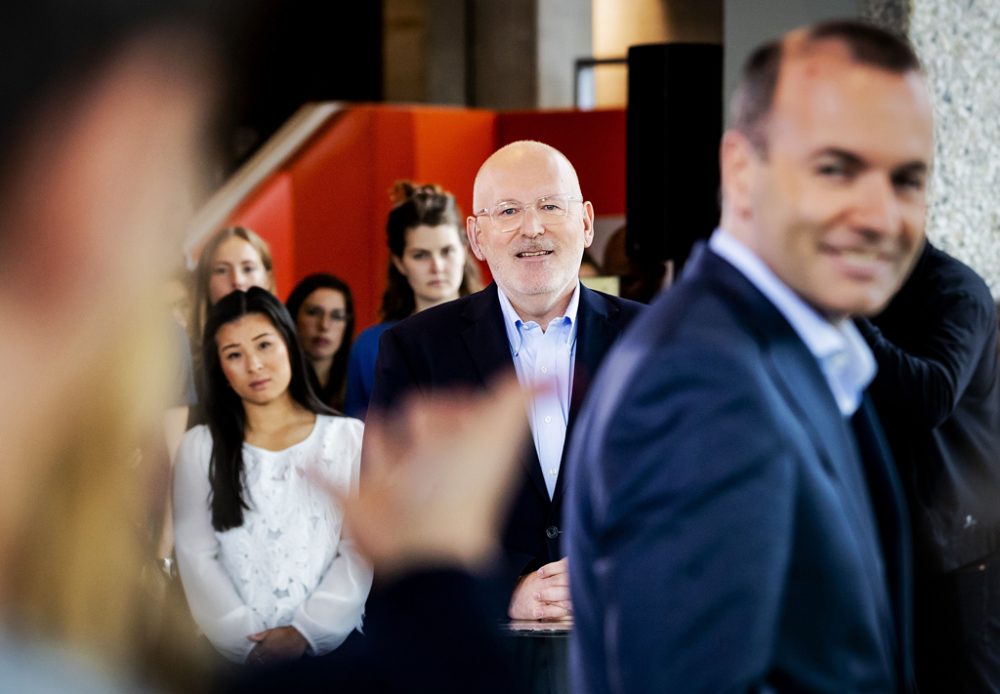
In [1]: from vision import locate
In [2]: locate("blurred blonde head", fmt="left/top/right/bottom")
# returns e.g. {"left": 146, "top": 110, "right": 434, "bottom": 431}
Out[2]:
{"left": 0, "top": 1, "right": 230, "bottom": 687}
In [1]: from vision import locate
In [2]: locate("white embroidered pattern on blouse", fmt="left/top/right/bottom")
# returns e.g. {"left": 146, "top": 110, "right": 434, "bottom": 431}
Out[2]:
{"left": 215, "top": 417, "right": 354, "bottom": 629}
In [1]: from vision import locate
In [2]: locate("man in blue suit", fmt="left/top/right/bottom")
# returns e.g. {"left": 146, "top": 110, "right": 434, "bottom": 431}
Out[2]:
{"left": 566, "top": 21, "right": 934, "bottom": 692}
{"left": 370, "top": 141, "right": 642, "bottom": 620}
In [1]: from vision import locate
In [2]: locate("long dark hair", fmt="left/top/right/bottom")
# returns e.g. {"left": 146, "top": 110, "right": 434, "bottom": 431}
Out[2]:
{"left": 202, "top": 287, "right": 332, "bottom": 531}
{"left": 285, "top": 273, "right": 354, "bottom": 411}
{"left": 380, "top": 181, "right": 482, "bottom": 321}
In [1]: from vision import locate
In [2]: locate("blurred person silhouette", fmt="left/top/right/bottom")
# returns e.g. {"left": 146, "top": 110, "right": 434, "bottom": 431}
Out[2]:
{"left": 343, "top": 181, "right": 482, "bottom": 419}
{"left": 567, "top": 20, "right": 933, "bottom": 692}
{"left": 155, "top": 264, "right": 199, "bottom": 574}
{"left": 0, "top": 0, "right": 237, "bottom": 689}
{"left": 285, "top": 273, "right": 355, "bottom": 412}
{"left": 601, "top": 224, "right": 672, "bottom": 302}
{"left": 174, "top": 288, "right": 371, "bottom": 665}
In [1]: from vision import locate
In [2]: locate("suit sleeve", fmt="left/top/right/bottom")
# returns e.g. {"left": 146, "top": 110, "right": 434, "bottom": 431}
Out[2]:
{"left": 857, "top": 283, "right": 995, "bottom": 429}
{"left": 576, "top": 343, "right": 797, "bottom": 691}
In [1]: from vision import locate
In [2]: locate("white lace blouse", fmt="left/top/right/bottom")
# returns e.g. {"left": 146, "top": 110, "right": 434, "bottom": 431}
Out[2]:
{"left": 173, "top": 415, "right": 372, "bottom": 663}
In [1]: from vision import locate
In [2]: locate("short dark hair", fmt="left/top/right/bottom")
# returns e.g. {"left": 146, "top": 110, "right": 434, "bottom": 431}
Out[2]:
{"left": 729, "top": 19, "right": 923, "bottom": 153}
{"left": 285, "top": 273, "right": 355, "bottom": 411}
{"left": 202, "top": 287, "right": 333, "bottom": 531}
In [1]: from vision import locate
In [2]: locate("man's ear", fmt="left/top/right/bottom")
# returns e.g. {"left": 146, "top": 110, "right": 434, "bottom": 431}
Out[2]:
{"left": 720, "top": 130, "right": 757, "bottom": 221}
{"left": 465, "top": 216, "right": 487, "bottom": 261}
{"left": 581, "top": 201, "right": 595, "bottom": 248}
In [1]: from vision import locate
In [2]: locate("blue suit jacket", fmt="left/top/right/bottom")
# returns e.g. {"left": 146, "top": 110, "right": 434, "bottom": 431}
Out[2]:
{"left": 566, "top": 245, "right": 913, "bottom": 692}
{"left": 370, "top": 283, "right": 643, "bottom": 599}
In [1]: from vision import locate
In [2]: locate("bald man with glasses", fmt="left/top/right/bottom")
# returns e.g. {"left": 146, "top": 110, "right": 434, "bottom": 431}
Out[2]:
{"left": 368, "top": 140, "right": 643, "bottom": 620}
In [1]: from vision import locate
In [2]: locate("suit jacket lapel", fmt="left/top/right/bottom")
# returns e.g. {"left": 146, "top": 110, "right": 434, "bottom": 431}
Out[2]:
{"left": 459, "top": 284, "right": 512, "bottom": 387}
{"left": 552, "top": 287, "right": 621, "bottom": 506}
{"left": 460, "top": 283, "right": 550, "bottom": 504}
{"left": 701, "top": 248, "right": 857, "bottom": 480}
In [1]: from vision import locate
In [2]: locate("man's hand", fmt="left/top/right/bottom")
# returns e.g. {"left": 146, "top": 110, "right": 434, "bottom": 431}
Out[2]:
{"left": 508, "top": 557, "right": 572, "bottom": 620}
{"left": 247, "top": 626, "right": 308, "bottom": 665}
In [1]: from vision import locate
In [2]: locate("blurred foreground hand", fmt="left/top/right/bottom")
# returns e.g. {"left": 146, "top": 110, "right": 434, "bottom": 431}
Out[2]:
{"left": 324, "top": 376, "right": 529, "bottom": 578}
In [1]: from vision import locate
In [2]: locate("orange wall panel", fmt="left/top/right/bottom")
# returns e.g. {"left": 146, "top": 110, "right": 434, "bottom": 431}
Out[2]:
{"left": 411, "top": 108, "right": 497, "bottom": 215}
{"left": 286, "top": 108, "right": 389, "bottom": 329}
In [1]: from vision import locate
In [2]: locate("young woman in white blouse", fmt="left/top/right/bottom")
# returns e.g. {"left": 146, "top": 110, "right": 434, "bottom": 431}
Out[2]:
{"left": 174, "top": 287, "right": 372, "bottom": 664}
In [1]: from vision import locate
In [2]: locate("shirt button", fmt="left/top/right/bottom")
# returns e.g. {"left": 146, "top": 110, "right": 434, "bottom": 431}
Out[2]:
{"left": 541, "top": 366, "right": 548, "bottom": 374}
{"left": 544, "top": 416, "right": 551, "bottom": 423}
{"left": 549, "top": 468, "right": 557, "bottom": 475}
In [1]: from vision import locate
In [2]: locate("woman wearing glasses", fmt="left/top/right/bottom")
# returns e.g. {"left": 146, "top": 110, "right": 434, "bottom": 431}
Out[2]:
{"left": 286, "top": 274, "right": 355, "bottom": 412}
{"left": 344, "top": 181, "right": 481, "bottom": 419}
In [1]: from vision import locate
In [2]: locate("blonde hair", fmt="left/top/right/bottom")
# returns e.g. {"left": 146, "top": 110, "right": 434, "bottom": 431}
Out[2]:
{"left": 190, "top": 226, "right": 275, "bottom": 343}
{"left": 5, "top": 295, "right": 214, "bottom": 686}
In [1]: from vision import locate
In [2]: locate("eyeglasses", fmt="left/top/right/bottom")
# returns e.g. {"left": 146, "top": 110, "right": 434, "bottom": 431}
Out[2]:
{"left": 305, "top": 306, "right": 350, "bottom": 322}
{"left": 474, "top": 194, "right": 583, "bottom": 233}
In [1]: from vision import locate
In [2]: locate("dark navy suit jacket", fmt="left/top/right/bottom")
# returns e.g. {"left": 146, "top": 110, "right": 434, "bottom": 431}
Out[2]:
{"left": 566, "top": 245, "right": 913, "bottom": 692}
{"left": 370, "top": 282, "right": 642, "bottom": 597}
{"left": 859, "top": 242, "right": 1000, "bottom": 574}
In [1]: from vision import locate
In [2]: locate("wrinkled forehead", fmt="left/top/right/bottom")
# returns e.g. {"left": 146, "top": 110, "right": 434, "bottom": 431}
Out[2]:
{"left": 473, "top": 148, "right": 581, "bottom": 208}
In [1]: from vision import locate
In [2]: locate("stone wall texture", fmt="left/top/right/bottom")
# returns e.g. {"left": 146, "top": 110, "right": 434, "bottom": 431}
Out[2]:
{"left": 865, "top": 0, "right": 1000, "bottom": 293}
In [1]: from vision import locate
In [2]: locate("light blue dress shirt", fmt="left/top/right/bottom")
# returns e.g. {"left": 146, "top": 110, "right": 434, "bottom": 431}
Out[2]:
{"left": 497, "top": 283, "right": 580, "bottom": 499}
{"left": 709, "top": 229, "right": 876, "bottom": 416}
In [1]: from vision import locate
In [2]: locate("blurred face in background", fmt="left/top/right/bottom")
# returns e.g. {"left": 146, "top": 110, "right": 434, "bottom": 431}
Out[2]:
{"left": 393, "top": 223, "right": 466, "bottom": 311}
{"left": 296, "top": 287, "right": 349, "bottom": 361}
{"left": 208, "top": 235, "right": 273, "bottom": 304}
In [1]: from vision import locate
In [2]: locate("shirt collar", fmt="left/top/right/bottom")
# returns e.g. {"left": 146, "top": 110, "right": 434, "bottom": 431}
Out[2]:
{"left": 709, "top": 228, "right": 876, "bottom": 415}
{"left": 497, "top": 282, "right": 581, "bottom": 356}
